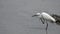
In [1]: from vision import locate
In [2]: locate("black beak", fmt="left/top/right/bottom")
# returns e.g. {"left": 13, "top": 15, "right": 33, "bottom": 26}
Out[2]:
{"left": 32, "top": 15, "right": 38, "bottom": 17}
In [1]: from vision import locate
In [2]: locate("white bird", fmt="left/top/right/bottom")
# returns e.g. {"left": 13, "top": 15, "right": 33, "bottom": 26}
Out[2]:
{"left": 32, "top": 12, "right": 56, "bottom": 24}
{"left": 32, "top": 12, "right": 60, "bottom": 34}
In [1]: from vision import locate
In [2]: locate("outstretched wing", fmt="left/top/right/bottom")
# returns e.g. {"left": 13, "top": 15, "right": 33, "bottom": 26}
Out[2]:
{"left": 51, "top": 14, "right": 60, "bottom": 25}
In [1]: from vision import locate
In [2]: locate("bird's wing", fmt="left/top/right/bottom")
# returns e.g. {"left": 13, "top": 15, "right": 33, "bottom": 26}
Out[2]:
{"left": 51, "top": 14, "right": 60, "bottom": 25}
{"left": 41, "top": 12, "right": 56, "bottom": 22}
{"left": 50, "top": 14, "right": 60, "bottom": 18}
{"left": 51, "top": 14, "right": 60, "bottom": 21}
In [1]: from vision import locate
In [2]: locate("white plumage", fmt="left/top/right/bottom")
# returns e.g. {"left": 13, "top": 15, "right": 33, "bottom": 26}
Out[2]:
{"left": 41, "top": 12, "right": 56, "bottom": 22}
{"left": 32, "top": 12, "right": 56, "bottom": 23}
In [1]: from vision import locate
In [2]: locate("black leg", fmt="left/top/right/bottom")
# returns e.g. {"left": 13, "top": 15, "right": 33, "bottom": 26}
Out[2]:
{"left": 46, "top": 22, "right": 48, "bottom": 34}
{"left": 46, "top": 23, "right": 48, "bottom": 31}
{"left": 39, "top": 18, "right": 48, "bottom": 34}
{"left": 40, "top": 18, "right": 45, "bottom": 24}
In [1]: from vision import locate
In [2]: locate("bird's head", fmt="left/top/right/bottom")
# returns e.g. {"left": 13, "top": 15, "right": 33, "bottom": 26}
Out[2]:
{"left": 32, "top": 13, "right": 41, "bottom": 18}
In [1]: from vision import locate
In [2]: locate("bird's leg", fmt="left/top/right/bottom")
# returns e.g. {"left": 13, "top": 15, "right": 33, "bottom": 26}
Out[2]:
{"left": 45, "top": 21, "right": 48, "bottom": 34}
{"left": 46, "top": 22, "right": 48, "bottom": 31}
{"left": 39, "top": 18, "right": 45, "bottom": 24}
{"left": 40, "top": 18, "right": 48, "bottom": 34}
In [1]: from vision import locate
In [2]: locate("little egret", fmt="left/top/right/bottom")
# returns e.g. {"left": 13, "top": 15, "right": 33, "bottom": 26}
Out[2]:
{"left": 32, "top": 12, "right": 56, "bottom": 24}
{"left": 32, "top": 12, "right": 60, "bottom": 34}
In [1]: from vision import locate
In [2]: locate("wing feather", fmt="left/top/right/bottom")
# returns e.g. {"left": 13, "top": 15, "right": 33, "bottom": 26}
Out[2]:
{"left": 51, "top": 14, "right": 60, "bottom": 25}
